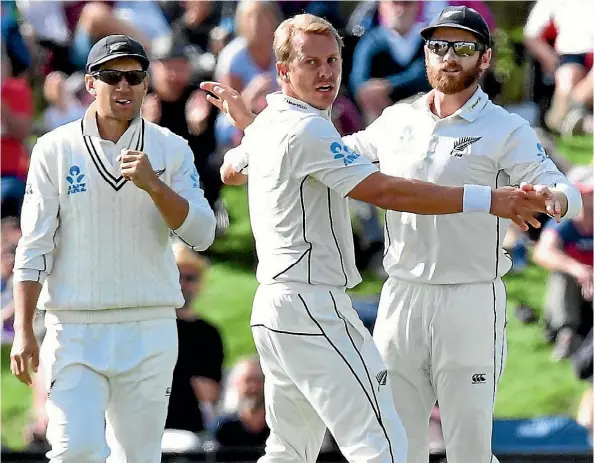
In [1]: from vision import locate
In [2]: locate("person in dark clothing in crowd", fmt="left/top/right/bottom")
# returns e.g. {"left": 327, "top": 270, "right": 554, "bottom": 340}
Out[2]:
{"left": 143, "top": 39, "right": 222, "bottom": 211}
{"left": 165, "top": 242, "right": 224, "bottom": 436}
{"left": 350, "top": 0, "right": 430, "bottom": 123}
{"left": 211, "top": 394, "right": 269, "bottom": 448}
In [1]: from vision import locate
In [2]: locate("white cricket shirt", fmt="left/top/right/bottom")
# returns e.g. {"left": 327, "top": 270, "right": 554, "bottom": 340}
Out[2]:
{"left": 14, "top": 103, "right": 216, "bottom": 323}
{"left": 344, "top": 87, "right": 581, "bottom": 285}
{"left": 225, "top": 93, "right": 378, "bottom": 289}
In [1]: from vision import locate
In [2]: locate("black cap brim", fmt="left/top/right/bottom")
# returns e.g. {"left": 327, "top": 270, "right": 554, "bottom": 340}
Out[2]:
{"left": 87, "top": 53, "right": 150, "bottom": 73}
{"left": 420, "top": 24, "right": 491, "bottom": 47}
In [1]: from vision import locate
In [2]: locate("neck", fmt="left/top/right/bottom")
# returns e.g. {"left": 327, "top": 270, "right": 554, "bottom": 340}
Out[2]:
{"left": 96, "top": 112, "right": 131, "bottom": 143}
{"left": 431, "top": 84, "right": 478, "bottom": 119}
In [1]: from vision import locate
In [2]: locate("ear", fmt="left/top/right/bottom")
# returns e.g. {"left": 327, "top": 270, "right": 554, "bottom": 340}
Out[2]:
{"left": 84, "top": 74, "right": 96, "bottom": 97}
{"left": 480, "top": 48, "right": 492, "bottom": 72}
{"left": 276, "top": 62, "right": 289, "bottom": 82}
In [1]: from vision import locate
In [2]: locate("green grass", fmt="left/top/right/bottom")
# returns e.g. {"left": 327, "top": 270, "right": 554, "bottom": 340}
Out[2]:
{"left": 2, "top": 136, "right": 592, "bottom": 449}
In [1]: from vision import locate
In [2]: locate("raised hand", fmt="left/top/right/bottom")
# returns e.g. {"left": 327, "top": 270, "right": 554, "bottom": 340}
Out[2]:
{"left": 200, "top": 81, "right": 255, "bottom": 130}
{"left": 117, "top": 150, "right": 159, "bottom": 192}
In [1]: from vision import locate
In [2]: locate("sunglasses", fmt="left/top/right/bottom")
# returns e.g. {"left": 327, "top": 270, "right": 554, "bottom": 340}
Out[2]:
{"left": 92, "top": 70, "right": 147, "bottom": 86}
{"left": 426, "top": 40, "right": 486, "bottom": 58}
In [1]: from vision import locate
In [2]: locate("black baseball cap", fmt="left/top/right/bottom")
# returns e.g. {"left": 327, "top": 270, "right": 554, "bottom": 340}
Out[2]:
{"left": 85, "top": 35, "right": 150, "bottom": 73}
{"left": 420, "top": 6, "right": 492, "bottom": 48}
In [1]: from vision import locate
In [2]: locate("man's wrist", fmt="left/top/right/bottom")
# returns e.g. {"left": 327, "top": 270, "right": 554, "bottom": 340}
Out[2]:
{"left": 145, "top": 177, "right": 165, "bottom": 197}
{"left": 239, "top": 113, "right": 256, "bottom": 131}
{"left": 463, "top": 184, "right": 492, "bottom": 213}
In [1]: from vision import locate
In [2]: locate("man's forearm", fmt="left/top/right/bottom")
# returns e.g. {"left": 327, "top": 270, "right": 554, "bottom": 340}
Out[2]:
{"left": 383, "top": 179, "right": 464, "bottom": 214}
{"left": 13, "top": 281, "right": 42, "bottom": 332}
{"left": 146, "top": 179, "right": 190, "bottom": 230}
{"left": 350, "top": 173, "right": 464, "bottom": 214}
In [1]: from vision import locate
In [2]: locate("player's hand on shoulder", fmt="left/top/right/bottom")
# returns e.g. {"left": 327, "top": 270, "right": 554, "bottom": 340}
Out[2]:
{"left": 117, "top": 149, "right": 159, "bottom": 192}
{"left": 490, "top": 185, "right": 548, "bottom": 231}
{"left": 10, "top": 328, "right": 39, "bottom": 386}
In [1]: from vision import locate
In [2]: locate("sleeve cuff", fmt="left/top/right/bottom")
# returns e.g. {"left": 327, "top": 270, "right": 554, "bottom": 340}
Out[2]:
{"left": 172, "top": 204, "right": 216, "bottom": 251}
{"left": 13, "top": 269, "right": 47, "bottom": 284}
{"left": 554, "top": 183, "right": 583, "bottom": 220}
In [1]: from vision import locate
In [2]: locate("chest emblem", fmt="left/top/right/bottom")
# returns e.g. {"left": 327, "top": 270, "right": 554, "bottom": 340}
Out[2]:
{"left": 66, "top": 165, "right": 87, "bottom": 195}
{"left": 450, "top": 136, "right": 482, "bottom": 157}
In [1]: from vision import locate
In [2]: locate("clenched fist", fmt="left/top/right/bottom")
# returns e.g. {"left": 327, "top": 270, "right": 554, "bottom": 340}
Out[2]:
{"left": 117, "top": 150, "right": 160, "bottom": 192}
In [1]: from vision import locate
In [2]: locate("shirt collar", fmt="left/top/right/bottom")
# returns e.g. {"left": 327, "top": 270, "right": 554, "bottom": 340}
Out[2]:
{"left": 417, "top": 86, "right": 489, "bottom": 122}
{"left": 265, "top": 92, "right": 332, "bottom": 121}
{"left": 81, "top": 101, "right": 142, "bottom": 143}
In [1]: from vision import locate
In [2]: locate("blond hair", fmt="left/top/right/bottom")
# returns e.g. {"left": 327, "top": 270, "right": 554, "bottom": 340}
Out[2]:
{"left": 273, "top": 13, "right": 344, "bottom": 65}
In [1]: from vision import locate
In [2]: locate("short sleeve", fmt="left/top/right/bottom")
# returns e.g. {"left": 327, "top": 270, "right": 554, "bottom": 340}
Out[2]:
{"left": 289, "top": 116, "right": 378, "bottom": 197}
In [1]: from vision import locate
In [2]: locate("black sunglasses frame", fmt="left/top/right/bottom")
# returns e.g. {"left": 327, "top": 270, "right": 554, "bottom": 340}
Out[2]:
{"left": 426, "top": 39, "right": 486, "bottom": 58}
{"left": 92, "top": 70, "right": 147, "bottom": 86}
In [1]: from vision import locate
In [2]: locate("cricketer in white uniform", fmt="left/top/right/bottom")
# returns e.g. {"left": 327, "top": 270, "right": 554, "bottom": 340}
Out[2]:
{"left": 10, "top": 35, "right": 216, "bottom": 463}
{"left": 342, "top": 7, "right": 583, "bottom": 463}
{"left": 209, "top": 13, "right": 552, "bottom": 463}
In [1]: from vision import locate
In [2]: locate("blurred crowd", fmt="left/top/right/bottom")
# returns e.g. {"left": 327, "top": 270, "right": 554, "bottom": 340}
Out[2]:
{"left": 1, "top": 0, "right": 592, "bottom": 454}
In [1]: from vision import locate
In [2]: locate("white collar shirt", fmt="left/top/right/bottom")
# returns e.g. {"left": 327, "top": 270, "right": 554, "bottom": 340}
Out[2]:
{"left": 343, "top": 86, "right": 581, "bottom": 284}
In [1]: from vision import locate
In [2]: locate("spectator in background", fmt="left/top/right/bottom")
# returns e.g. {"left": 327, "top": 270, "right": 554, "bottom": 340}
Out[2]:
{"left": 41, "top": 71, "right": 87, "bottom": 133}
{"left": 16, "top": 1, "right": 153, "bottom": 73}
{"left": 534, "top": 165, "right": 593, "bottom": 360}
{"left": 220, "top": 355, "right": 264, "bottom": 415}
{"left": 214, "top": 0, "right": 281, "bottom": 153}
{"left": 167, "top": 0, "right": 226, "bottom": 71}
{"left": 523, "top": 0, "right": 594, "bottom": 135}
{"left": 165, "top": 242, "right": 224, "bottom": 437}
{"left": 143, "top": 40, "right": 222, "bottom": 214}
{"left": 210, "top": 394, "right": 269, "bottom": 448}
{"left": 1, "top": 233, "right": 18, "bottom": 345}
{"left": 350, "top": 1, "right": 430, "bottom": 124}
{"left": 1, "top": 48, "right": 33, "bottom": 219}
{"left": 1, "top": 1, "right": 31, "bottom": 77}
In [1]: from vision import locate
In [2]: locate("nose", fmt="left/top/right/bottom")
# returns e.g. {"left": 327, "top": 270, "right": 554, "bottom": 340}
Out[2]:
{"left": 442, "top": 46, "right": 459, "bottom": 62}
{"left": 114, "top": 78, "right": 131, "bottom": 92}
{"left": 319, "top": 63, "right": 333, "bottom": 80}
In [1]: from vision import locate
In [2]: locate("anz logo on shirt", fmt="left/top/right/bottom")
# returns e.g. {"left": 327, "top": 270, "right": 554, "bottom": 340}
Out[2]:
{"left": 536, "top": 142, "right": 549, "bottom": 161}
{"left": 330, "top": 141, "right": 360, "bottom": 166}
{"left": 190, "top": 166, "right": 199, "bottom": 189}
{"left": 66, "top": 165, "right": 87, "bottom": 195}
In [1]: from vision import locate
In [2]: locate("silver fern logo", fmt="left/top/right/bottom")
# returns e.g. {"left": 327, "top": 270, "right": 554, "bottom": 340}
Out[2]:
{"left": 376, "top": 370, "right": 387, "bottom": 387}
{"left": 450, "top": 136, "right": 482, "bottom": 157}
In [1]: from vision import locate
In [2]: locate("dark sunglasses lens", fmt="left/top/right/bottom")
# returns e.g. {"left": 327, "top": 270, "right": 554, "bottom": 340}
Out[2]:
{"left": 97, "top": 71, "right": 122, "bottom": 85}
{"left": 126, "top": 71, "right": 146, "bottom": 86}
{"left": 96, "top": 70, "right": 145, "bottom": 85}
{"left": 454, "top": 42, "right": 477, "bottom": 57}
{"left": 428, "top": 40, "right": 449, "bottom": 56}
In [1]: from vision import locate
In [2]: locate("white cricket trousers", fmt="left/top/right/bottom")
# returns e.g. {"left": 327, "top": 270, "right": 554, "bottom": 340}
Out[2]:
{"left": 373, "top": 277, "right": 507, "bottom": 463}
{"left": 250, "top": 284, "right": 408, "bottom": 463}
{"left": 40, "top": 317, "right": 178, "bottom": 463}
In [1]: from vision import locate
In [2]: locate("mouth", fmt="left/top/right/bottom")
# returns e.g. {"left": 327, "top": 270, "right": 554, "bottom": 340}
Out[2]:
{"left": 316, "top": 84, "right": 334, "bottom": 93}
{"left": 114, "top": 98, "right": 132, "bottom": 107}
{"left": 441, "top": 68, "right": 461, "bottom": 74}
